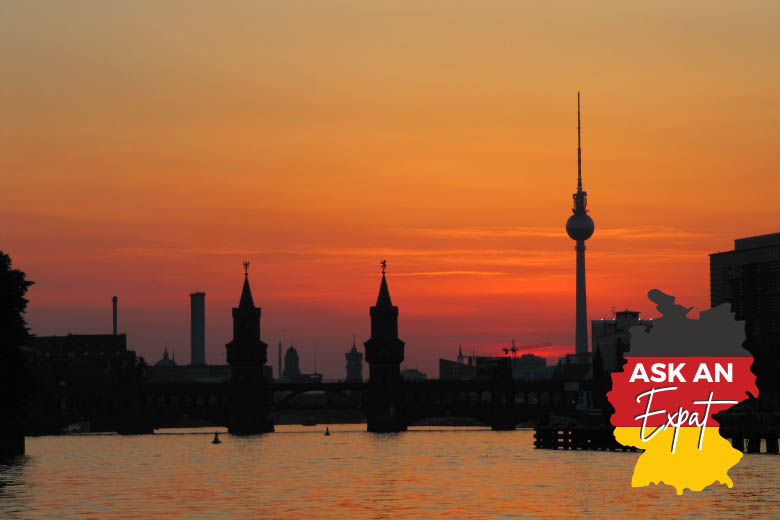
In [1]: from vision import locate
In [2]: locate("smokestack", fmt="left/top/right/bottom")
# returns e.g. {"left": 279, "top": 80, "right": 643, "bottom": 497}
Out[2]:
{"left": 112, "top": 296, "right": 117, "bottom": 335}
{"left": 278, "top": 341, "right": 283, "bottom": 380}
{"left": 190, "top": 292, "right": 206, "bottom": 366}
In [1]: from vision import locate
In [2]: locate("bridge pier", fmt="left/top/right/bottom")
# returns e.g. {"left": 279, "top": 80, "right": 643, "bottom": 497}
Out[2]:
{"left": 116, "top": 417, "right": 154, "bottom": 435}
{"left": 366, "top": 367, "right": 406, "bottom": 433}
{"left": 488, "top": 361, "right": 516, "bottom": 431}
{"left": 115, "top": 387, "right": 154, "bottom": 434}
{"left": 489, "top": 414, "right": 516, "bottom": 431}
{"left": 228, "top": 377, "right": 274, "bottom": 434}
{"left": 0, "top": 428, "right": 25, "bottom": 457}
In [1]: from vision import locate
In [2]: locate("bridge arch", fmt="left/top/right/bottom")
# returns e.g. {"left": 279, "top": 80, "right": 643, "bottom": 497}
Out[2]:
{"left": 272, "top": 387, "right": 363, "bottom": 409}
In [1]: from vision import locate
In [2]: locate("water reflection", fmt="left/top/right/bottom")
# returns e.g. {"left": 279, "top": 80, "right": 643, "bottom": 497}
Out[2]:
{"left": 1, "top": 427, "right": 778, "bottom": 518}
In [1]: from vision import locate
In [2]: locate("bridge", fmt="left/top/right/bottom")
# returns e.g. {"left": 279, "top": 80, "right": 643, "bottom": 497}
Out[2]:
{"left": 48, "top": 268, "right": 587, "bottom": 434}
{"left": 51, "top": 374, "right": 580, "bottom": 433}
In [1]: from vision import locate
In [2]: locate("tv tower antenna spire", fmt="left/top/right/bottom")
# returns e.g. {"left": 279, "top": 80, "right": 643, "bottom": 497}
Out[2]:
{"left": 566, "top": 92, "right": 595, "bottom": 357}
{"left": 577, "top": 91, "right": 582, "bottom": 192}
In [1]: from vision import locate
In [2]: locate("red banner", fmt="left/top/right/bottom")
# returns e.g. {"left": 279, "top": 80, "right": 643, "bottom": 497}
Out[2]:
{"left": 608, "top": 356, "right": 755, "bottom": 427}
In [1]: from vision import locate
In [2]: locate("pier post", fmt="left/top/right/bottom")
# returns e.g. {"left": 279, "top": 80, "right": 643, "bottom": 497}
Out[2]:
{"left": 766, "top": 435, "right": 779, "bottom": 454}
{"left": 0, "top": 429, "right": 24, "bottom": 457}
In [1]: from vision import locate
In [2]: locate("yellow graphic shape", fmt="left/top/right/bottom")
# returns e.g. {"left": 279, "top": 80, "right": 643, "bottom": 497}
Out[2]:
{"left": 613, "top": 426, "right": 742, "bottom": 495}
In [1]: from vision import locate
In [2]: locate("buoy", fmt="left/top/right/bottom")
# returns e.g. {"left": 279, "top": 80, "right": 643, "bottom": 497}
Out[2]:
{"left": 212, "top": 432, "right": 222, "bottom": 444}
{"left": 324, "top": 427, "right": 331, "bottom": 436}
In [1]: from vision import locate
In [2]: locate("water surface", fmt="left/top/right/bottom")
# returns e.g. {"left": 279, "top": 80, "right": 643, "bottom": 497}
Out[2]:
{"left": 1, "top": 426, "right": 779, "bottom": 518}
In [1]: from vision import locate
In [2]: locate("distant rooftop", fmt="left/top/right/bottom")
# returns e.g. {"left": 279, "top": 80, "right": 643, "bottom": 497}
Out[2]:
{"left": 29, "top": 333, "right": 127, "bottom": 348}
{"left": 734, "top": 232, "right": 780, "bottom": 251}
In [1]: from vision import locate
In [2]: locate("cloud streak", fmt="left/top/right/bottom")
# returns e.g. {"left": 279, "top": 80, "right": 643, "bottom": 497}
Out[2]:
{"left": 405, "top": 226, "right": 712, "bottom": 240}
{"left": 391, "top": 270, "right": 509, "bottom": 277}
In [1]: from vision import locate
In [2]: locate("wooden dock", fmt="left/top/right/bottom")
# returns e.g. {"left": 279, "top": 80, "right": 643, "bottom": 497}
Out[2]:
{"left": 535, "top": 426, "right": 780, "bottom": 454}
{"left": 533, "top": 426, "right": 637, "bottom": 451}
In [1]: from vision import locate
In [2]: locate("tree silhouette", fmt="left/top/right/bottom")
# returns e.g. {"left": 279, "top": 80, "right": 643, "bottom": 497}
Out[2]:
{"left": 0, "top": 251, "right": 34, "bottom": 428}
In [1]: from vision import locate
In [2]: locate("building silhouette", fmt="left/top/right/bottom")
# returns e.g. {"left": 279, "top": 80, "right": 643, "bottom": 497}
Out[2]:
{"left": 277, "top": 341, "right": 282, "bottom": 380}
{"left": 565, "top": 93, "right": 595, "bottom": 356}
{"left": 155, "top": 345, "right": 177, "bottom": 367}
{"left": 440, "top": 347, "right": 553, "bottom": 381}
{"left": 711, "top": 232, "right": 780, "bottom": 406}
{"left": 439, "top": 345, "right": 477, "bottom": 380}
{"left": 345, "top": 334, "right": 363, "bottom": 382}
{"left": 512, "top": 353, "right": 553, "bottom": 380}
{"left": 278, "top": 343, "right": 323, "bottom": 383}
{"left": 190, "top": 292, "right": 206, "bottom": 366}
{"left": 591, "top": 310, "right": 653, "bottom": 373}
{"left": 284, "top": 345, "right": 301, "bottom": 377}
{"left": 26, "top": 333, "right": 137, "bottom": 376}
{"left": 400, "top": 368, "right": 427, "bottom": 381}
{"left": 112, "top": 296, "right": 118, "bottom": 335}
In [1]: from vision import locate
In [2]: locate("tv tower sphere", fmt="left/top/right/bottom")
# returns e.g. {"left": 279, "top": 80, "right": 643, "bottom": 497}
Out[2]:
{"left": 566, "top": 211, "right": 594, "bottom": 241}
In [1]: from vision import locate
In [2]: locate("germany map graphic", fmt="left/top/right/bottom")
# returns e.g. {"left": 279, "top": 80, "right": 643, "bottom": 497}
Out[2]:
{"left": 607, "top": 289, "right": 758, "bottom": 494}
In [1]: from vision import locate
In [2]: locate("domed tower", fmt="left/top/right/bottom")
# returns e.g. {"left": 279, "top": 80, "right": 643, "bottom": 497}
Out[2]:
{"left": 345, "top": 334, "right": 363, "bottom": 382}
{"left": 565, "top": 93, "right": 595, "bottom": 356}
{"left": 283, "top": 344, "right": 301, "bottom": 378}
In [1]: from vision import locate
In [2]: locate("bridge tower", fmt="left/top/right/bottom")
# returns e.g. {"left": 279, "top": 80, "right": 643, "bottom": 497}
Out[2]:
{"left": 364, "top": 263, "right": 406, "bottom": 432}
{"left": 225, "top": 262, "right": 273, "bottom": 433}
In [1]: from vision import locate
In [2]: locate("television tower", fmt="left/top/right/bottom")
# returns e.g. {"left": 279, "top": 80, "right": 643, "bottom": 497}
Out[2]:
{"left": 565, "top": 92, "right": 595, "bottom": 356}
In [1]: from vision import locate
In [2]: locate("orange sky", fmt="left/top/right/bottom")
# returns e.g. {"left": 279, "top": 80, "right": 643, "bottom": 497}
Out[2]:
{"left": 2, "top": 1, "right": 779, "bottom": 377}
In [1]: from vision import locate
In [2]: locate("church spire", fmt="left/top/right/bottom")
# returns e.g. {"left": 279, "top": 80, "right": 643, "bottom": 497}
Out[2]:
{"left": 376, "top": 260, "right": 393, "bottom": 307}
{"left": 239, "top": 261, "right": 255, "bottom": 309}
{"left": 376, "top": 273, "right": 393, "bottom": 307}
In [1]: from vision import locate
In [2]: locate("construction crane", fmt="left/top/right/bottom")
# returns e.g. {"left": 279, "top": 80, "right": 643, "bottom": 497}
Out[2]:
{"left": 502, "top": 339, "right": 552, "bottom": 358}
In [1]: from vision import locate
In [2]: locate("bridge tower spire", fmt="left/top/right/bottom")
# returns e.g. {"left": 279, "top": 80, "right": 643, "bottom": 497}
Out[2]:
{"left": 364, "top": 261, "right": 406, "bottom": 432}
{"left": 225, "top": 261, "right": 273, "bottom": 433}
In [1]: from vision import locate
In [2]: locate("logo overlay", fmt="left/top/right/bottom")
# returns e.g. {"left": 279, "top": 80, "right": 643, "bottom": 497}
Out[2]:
{"left": 607, "top": 289, "right": 757, "bottom": 495}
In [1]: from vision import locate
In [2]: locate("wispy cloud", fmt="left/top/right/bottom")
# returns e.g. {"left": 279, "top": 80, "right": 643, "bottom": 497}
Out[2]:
{"left": 405, "top": 227, "right": 562, "bottom": 239}
{"left": 405, "top": 226, "right": 712, "bottom": 240}
{"left": 596, "top": 227, "right": 713, "bottom": 239}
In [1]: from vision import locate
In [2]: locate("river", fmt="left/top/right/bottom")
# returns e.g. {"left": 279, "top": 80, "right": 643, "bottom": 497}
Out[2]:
{"left": 1, "top": 426, "right": 778, "bottom": 518}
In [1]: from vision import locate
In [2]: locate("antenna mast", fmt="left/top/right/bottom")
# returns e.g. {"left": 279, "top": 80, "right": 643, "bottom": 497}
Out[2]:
{"left": 577, "top": 91, "right": 582, "bottom": 192}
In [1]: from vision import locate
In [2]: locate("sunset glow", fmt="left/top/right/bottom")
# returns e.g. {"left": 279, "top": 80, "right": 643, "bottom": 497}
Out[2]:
{"left": 2, "top": 1, "right": 779, "bottom": 377}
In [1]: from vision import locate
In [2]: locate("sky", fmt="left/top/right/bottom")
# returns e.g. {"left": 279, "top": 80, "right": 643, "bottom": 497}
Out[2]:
{"left": 2, "top": 1, "right": 779, "bottom": 378}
